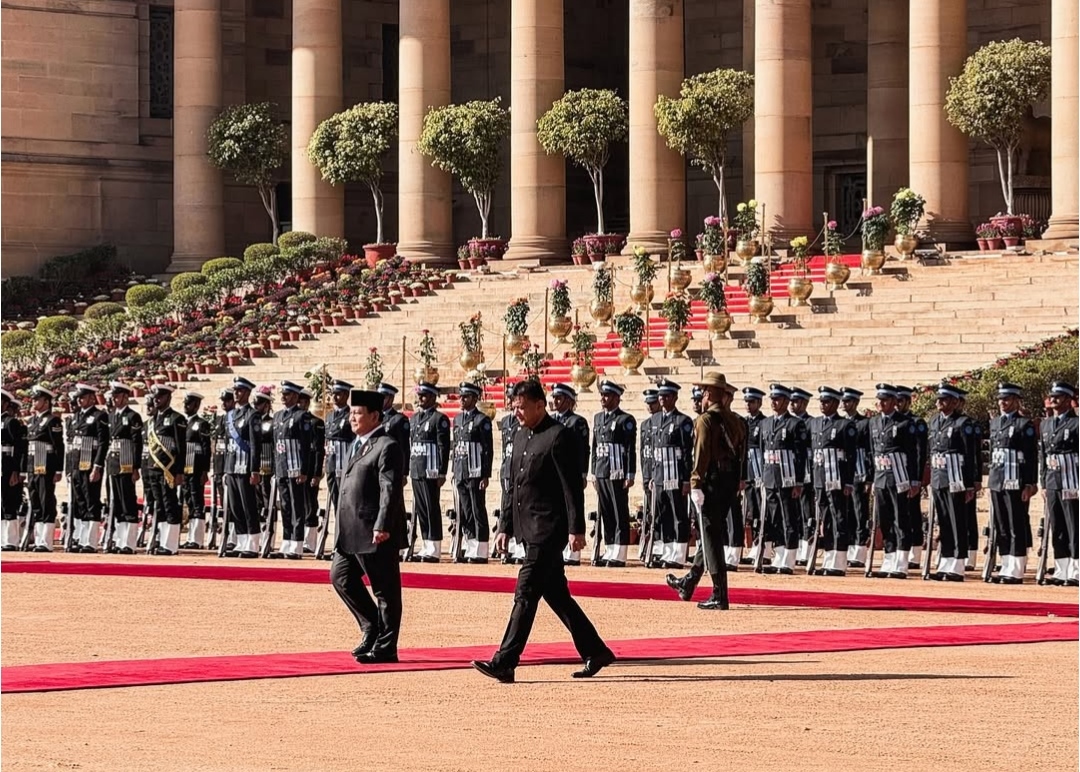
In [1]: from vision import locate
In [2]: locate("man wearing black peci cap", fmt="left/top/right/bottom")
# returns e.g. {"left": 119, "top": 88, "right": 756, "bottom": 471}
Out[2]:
{"left": 331, "top": 389, "right": 407, "bottom": 664}
{"left": 1040, "top": 381, "right": 1079, "bottom": 586}
{"left": 986, "top": 382, "right": 1038, "bottom": 583}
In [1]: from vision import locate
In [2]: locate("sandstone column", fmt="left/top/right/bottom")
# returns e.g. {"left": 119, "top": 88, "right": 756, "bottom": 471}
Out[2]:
{"left": 290, "top": 0, "right": 343, "bottom": 237}
{"left": 170, "top": 0, "right": 224, "bottom": 271}
{"left": 908, "top": 0, "right": 969, "bottom": 243}
{"left": 625, "top": 0, "right": 685, "bottom": 253}
{"left": 741, "top": 0, "right": 754, "bottom": 195}
{"left": 753, "top": 0, "right": 812, "bottom": 243}
{"left": 1043, "top": 0, "right": 1079, "bottom": 241}
{"left": 397, "top": 0, "right": 453, "bottom": 263}
{"left": 867, "top": 0, "right": 909, "bottom": 211}
{"left": 505, "top": 0, "right": 565, "bottom": 262}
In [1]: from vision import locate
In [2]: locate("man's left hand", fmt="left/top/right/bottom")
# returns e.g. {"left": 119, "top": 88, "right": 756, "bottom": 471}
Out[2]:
{"left": 569, "top": 533, "right": 586, "bottom": 552}
{"left": 681, "top": 482, "right": 691, "bottom": 496}
{"left": 174, "top": 473, "right": 185, "bottom": 487}
{"left": 479, "top": 478, "right": 489, "bottom": 490}
{"left": 494, "top": 532, "right": 509, "bottom": 553}
{"left": 1021, "top": 484, "right": 1037, "bottom": 502}
{"left": 373, "top": 530, "right": 389, "bottom": 544}
{"left": 132, "top": 470, "right": 140, "bottom": 483}
{"left": 90, "top": 467, "right": 102, "bottom": 483}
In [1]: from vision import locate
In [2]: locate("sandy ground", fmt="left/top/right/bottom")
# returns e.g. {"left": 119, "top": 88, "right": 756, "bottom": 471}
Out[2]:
{"left": 1, "top": 552, "right": 1077, "bottom": 771}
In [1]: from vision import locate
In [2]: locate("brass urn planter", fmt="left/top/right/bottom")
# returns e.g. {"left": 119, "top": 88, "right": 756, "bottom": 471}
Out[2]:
{"left": 460, "top": 348, "right": 483, "bottom": 371}
{"left": 477, "top": 400, "right": 497, "bottom": 420}
{"left": 630, "top": 282, "right": 654, "bottom": 313}
{"left": 547, "top": 314, "right": 572, "bottom": 344}
{"left": 894, "top": 233, "right": 917, "bottom": 261}
{"left": 504, "top": 332, "right": 528, "bottom": 364}
{"left": 663, "top": 329, "right": 690, "bottom": 358}
{"left": 414, "top": 365, "right": 439, "bottom": 385}
{"left": 668, "top": 264, "right": 692, "bottom": 292}
{"left": 618, "top": 346, "right": 645, "bottom": 375}
{"left": 703, "top": 253, "right": 728, "bottom": 274}
{"left": 861, "top": 249, "right": 886, "bottom": 276}
{"left": 787, "top": 276, "right": 814, "bottom": 306}
{"left": 706, "top": 309, "right": 733, "bottom": 339}
{"left": 589, "top": 298, "right": 614, "bottom": 326}
{"left": 824, "top": 261, "right": 851, "bottom": 291}
{"left": 734, "top": 239, "right": 758, "bottom": 263}
{"left": 748, "top": 295, "right": 773, "bottom": 324}
{"left": 571, "top": 363, "right": 597, "bottom": 391}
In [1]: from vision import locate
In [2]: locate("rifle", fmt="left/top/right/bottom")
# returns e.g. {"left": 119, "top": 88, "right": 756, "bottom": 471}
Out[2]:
{"left": 921, "top": 490, "right": 937, "bottom": 580}
{"left": 63, "top": 494, "right": 76, "bottom": 552}
{"left": 103, "top": 474, "right": 117, "bottom": 553}
{"left": 18, "top": 495, "right": 32, "bottom": 551}
{"left": 804, "top": 496, "right": 821, "bottom": 576}
{"left": 144, "top": 495, "right": 160, "bottom": 555}
{"left": 863, "top": 494, "right": 879, "bottom": 578}
{"left": 207, "top": 476, "right": 220, "bottom": 550}
{"left": 315, "top": 496, "right": 334, "bottom": 560}
{"left": 639, "top": 484, "right": 658, "bottom": 567}
{"left": 591, "top": 504, "right": 605, "bottom": 567}
{"left": 982, "top": 493, "right": 998, "bottom": 582}
{"left": 217, "top": 481, "right": 232, "bottom": 557}
{"left": 753, "top": 483, "right": 768, "bottom": 573}
{"left": 1035, "top": 515, "right": 1052, "bottom": 585}
{"left": 449, "top": 477, "right": 464, "bottom": 563}
{"left": 260, "top": 476, "right": 279, "bottom": 558}
{"left": 403, "top": 507, "right": 419, "bottom": 562}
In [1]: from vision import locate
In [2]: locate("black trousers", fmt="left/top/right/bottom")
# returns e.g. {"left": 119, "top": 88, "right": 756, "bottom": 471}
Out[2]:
{"left": 455, "top": 477, "right": 489, "bottom": 542}
{"left": 1046, "top": 489, "right": 1079, "bottom": 559}
{"left": 655, "top": 487, "right": 689, "bottom": 545}
{"left": 848, "top": 483, "right": 871, "bottom": 546}
{"left": 109, "top": 474, "right": 139, "bottom": 523}
{"left": 873, "top": 485, "right": 910, "bottom": 553}
{"left": 278, "top": 477, "right": 308, "bottom": 543}
{"left": 28, "top": 475, "right": 57, "bottom": 523}
{"left": 224, "top": 474, "right": 259, "bottom": 535}
{"left": 596, "top": 479, "right": 631, "bottom": 546}
{"left": 331, "top": 546, "right": 403, "bottom": 654}
{"left": 71, "top": 470, "right": 102, "bottom": 521}
{"left": 491, "top": 539, "right": 608, "bottom": 670}
{"left": 182, "top": 472, "right": 206, "bottom": 520}
{"left": 2, "top": 477, "right": 23, "bottom": 520}
{"left": 305, "top": 481, "right": 319, "bottom": 528}
{"left": 764, "top": 487, "right": 800, "bottom": 549}
{"left": 965, "top": 494, "right": 980, "bottom": 556}
{"left": 147, "top": 469, "right": 181, "bottom": 524}
{"left": 411, "top": 478, "right": 442, "bottom": 541}
{"left": 816, "top": 488, "right": 849, "bottom": 551}
{"left": 931, "top": 487, "right": 969, "bottom": 560}
{"left": 906, "top": 493, "right": 924, "bottom": 550}
{"left": 990, "top": 488, "right": 1031, "bottom": 556}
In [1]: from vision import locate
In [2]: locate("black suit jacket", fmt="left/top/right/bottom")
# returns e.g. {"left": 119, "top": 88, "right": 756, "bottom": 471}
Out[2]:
{"left": 335, "top": 427, "right": 407, "bottom": 554}
{"left": 498, "top": 414, "right": 584, "bottom": 546}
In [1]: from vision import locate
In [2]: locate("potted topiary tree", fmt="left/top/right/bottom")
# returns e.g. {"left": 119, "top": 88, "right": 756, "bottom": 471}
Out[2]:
{"left": 307, "top": 102, "right": 399, "bottom": 267}
{"left": 418, "top": 98, "right": 511, "bottom": 255}
{"left": 537, "top": 88, "right": 628, "bottom": 254}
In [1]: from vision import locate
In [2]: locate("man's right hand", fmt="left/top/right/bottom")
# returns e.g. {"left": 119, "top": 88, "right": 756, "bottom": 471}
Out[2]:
{"left": 494, "top": 532, "right": 509, "bottom": 553}
{"left": 791, "top": 486, "right": 802, "bottom": 499}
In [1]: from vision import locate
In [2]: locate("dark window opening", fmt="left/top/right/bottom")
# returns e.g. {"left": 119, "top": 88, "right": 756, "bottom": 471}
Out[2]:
{"left": 382, "top": 24, "right": 399, "bottom": 102}
{"left": 149, "top": 7, "right": 174, "bottom": 119}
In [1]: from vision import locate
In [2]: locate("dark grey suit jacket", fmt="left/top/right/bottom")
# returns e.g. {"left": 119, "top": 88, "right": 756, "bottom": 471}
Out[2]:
{"left": 335, "top": 427, "right": 407, "bottom": 554}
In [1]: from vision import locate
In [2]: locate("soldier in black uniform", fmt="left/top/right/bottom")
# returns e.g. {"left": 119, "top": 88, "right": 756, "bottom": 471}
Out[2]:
{"left": 1, "top": 390, "right": 28, "bottom": 550}
{"left": 379, "top": 383, "right": 411, "bottom": 474}
{"left": 590, "top": 380, "right": 637, "bottom": 567}
{"left": 69, "top": 383, "right": 110, "bottom": 553}
{"left": 210, "top": 389, "right": 234, "bottom": 548}
{"left": 868, "top": 383, "right": 923, "bottom": 578}
{"left": 251, "top": 387, "right": 275, "bottom": 520}
{"left": 739, "top": 387, "right": 767, "bottom": 567}
{"left": 298, "top": 388, "right": 324, "bottom": 553}
{"left": 452, "top": 382, "right": 494, "bottom": 562}
{"left": 690, "top": 386, "right": 704, "bottom": 416}
{"left": 758, "top": 384, "right": 809, "bottom": 574}
{"left": 408, "top": 381, "right": 450, "bottom": 562}
{"left": 104, "top": 382, "right": 143, "bottom": 553}
{"left": 926, "top": 383, "right": 979, "bottom": 581}
{"left": 324, "top": 380, "right": 355, "bottom": 514}
{"left": 957, "top": 395, "right": 983, "bottom": 570}
{"left": 498, "top": 402, "right": 525, "bottom": 564}
{"left": 180, "top": 392, "right": 212, "bottom": 549}
{"left": 223, "top": 377, "right": 261, "bottom": 558}
{"left": 896, "top": 386, "right": 929, "bottom": 569}
{"left": 651, "top": 380, "right": 694, "bottom": 569}
{"left": 1040, "top": 381, "right": 1078, "bottom": 586}
{"left": 840, "top": 387, "right": 872, "bottom": 567}
{"left": 808, "top": 387, "right": 857, "bottom": 576}
{"left": 24, "top": 386, "right": 63, "bottom": 551}
{"left": 788, "top": 387, "right": 815, "bottom": 566}
{"left": 145, "top": 384, "right": 187, "bottom": 555}
{"left": 985, "top": 383, "right": 1039, "bottom": 583}
{"left": 267, "top": 381, "right": 315, "bottom": 559}
{"left": 638, "top": 388, "right": 661, "bottom": 566}
{"left": 550, "top": 383, "right": 590, "bottom": 566}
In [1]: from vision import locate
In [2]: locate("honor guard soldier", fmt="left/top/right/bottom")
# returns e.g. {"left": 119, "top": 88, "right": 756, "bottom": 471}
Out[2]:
{"left": 69, "top": 383, "right": 110, "bottom": 552}
{"left": 1, "top": 390, "right": 28, "bottom": 550}
{"left": 223, "top": 377, "right": 262, "bottom": 558}
{"left": 1040, "top": 381, "right": 1079, "bottom": 586}
{"left": 324, "top": 380, "right": 355, "bottom": 518}
{"left": 590, "top": 380, "right": 637, "bottom": 567}
{"left": 986, "top": 383, "right": 1038, "bottom": 583}
{"left": 690, "top": 385, "right": 704, "bottom": 415}
{"left": 868, "top": 384, "right": 923, "bottom": 578}
{"left": 298, "top": 388, "right": 324, "bottom": 553}
{"left": 408, "top": 382, "right": 450, "bottom": 562}
{"left": 210, "top": 389, "right": 235, "bottom": 547}
{"left": 551, "top": 383, "right": 590, "bottom": 565}
{"left": 758, "top": 385, "right": 809, "bottom": 574}
{"left": 957, "top": 394, "right": 983, "bottom": 570}
{"left": 651, "top": 381, "right": 694, "bottom": 568}
{"left": 638, "top": 388, "right": 661, "bottom": 566}
{"left": 896, "top": 385, "right": 929, "bottom": 568}
{"left": 379, "top": 383, "right": 411, "bottom": 474}
{"left": 105, "top": 382, "right": 143, "bottom": 553}
{"left": 840, "top": 388, "right": 873, "bottom": 567}
{"left": 738, "top": 387, "right": 767, "bottom": 568}
{"left": 145, "top": 384, "right": 187, "bottom": 555}
{"left": 251, "top": 387, "right": 275, "bottom": 537}
{"left": 24, "top": 387, "right": 63, "bottom": 551}
{"left": 268, "top": 381, "right": 315, "bottom": 559}
{"left": 498, "top": 402, "right": 525, "bottom": 564}
{"left": 808, "top": 387, "right": 858, "bottom": 575}
{"left": 926, "top": 383, "right": 979, "bottom": 581}
{"left": 452, "top": 382, "right": 494, "bottom": 562}
{"left": 788, "top": 387, "right": 816, "bottom": 566}
{"left": 180, "top": 392, "right": 211, "bottom": 549}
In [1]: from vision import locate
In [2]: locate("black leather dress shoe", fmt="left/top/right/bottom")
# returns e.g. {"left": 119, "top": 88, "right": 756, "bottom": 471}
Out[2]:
{"left": 1066, "top": 579, "right": 1079, "bottom": 587}
{"left": 223, "top": 550, "right": 240, "bottom": 558}
{"left": 34, "top": 545, "right": 51, "bottom": 553}
{"left": 661, "top": 561, "right": 684, "bottom": 570}
{"left": 152, "top": 548, "right": 177, "bottom": 556}
{"left": 887, "top": 572, "right": 908, "bottom": 579}
{"left": 777, "top": 567, "right": 795, "bottom": 575}
{"left": 848, "top": 560, "right": 865, "bottom": 568}
{"left": 420, "top": 556, "right": 439, "bottom": 564}
{"left": 908, "top": 561, "right": 922, "bottom": 570}
{"left": 267, "top": 552, "right": 286, "bottom": 559}
{"left": 285, "top": 553, "right": 302, "bottom": 560}
{"left": 80, "top": 545, "right": 97, "bottom": 554}
{"left": 119, "top": 547, "right": 134, "bottom": 555}
{"left": 351, "top": 628, "right": 380, "bottom": 658}
{"left": 697, "top": 595, "right": 728, "bottom": 610}
{"left": 761, "top": 565, "right": 780, "bottom": 574}
{"left": 303, "top": 547, "right": 314, "bottom": 554}
{"left": 593, "top": 558, "right": 608, "bottom": 567}
{"left": 239, "top": 551, "right": 258, "bottom": 559}
{"left": 466, "top": 557, "right": 489, "bottom": 565}
{"left": 605, "top": 560, "right": 626, "bottom": 568}
{"left": 943, "top": 573, "right": 965, "bottom": 582}
{"left": 995, "top": 576, "right": 1022, "bottom": 585}
{"left": 725, "top": 564, "right": 738, "bottom": 573}
{"left": 572, "top": 649, "right": 616, "bottom": 678}
{"left": 1, "top": 545, "right": 18, "bottom": 552}
{"left": 665, "top": 573, "right": 695, "bottom": 602}
{"left": 358, "top": 650, "right": 398, "bottom": 664}
{"left": 739, "top": 557, "right": 754, "bottom": 565}
{"left": 814, "top": 568, "right": 845, "bottom": 577}
{"left": 472, "top": 660, "right": 515, "bottom": 683}
{"left": 795, "top": 559, "right": 807, "bottom": 567}
{"left": 406, "top": 554, "right": 423, "bottom": 562}
{"left": 563, "top": 559, "right": 581, "bottom": 567}
{"left": 180, "top": 541, "right": 201, "bottom": 550}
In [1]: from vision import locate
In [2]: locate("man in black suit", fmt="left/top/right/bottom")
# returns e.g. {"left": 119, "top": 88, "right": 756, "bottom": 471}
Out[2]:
{"left": 330, "top": 389, "right": 407, "bottom": 664}
{"left": 472, "top": 380, "right": 615, "bottom": 684}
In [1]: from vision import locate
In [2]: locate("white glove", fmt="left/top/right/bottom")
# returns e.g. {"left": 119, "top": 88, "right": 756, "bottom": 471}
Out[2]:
{"left": 690, "top": 488, "right": 705, "bottom": 509}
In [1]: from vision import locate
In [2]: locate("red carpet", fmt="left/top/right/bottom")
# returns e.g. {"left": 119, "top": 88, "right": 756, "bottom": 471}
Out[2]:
{"left": 2, "top": 620, "right": 1073, "bottom": 694}
{"left": 4, "top": 560, "right": 1076, "bottom": 619}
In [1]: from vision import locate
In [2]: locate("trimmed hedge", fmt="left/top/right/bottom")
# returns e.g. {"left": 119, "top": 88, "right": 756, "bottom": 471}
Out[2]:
{"left": 1, "top": 329, "right": 35, "bottom": 352}
{"left": 276, "top": 231, "right": 316, "bottom": 250}
{"left": 125, "top": 284, "right": 168, "bottom": 307}
{"left": 83, "top": 301, "right": 126, "bottom": 320}
{"left": 170, "top": 272, "right": 208, "bottom": 292}
{"left": 34, "top": 315, "right": 79, "bottom": 340}
{"left": 201, "top": 257, "right": 243, "bottom": 275}
{"left": 244, "top": 243, "right": 279, "bottom": 262}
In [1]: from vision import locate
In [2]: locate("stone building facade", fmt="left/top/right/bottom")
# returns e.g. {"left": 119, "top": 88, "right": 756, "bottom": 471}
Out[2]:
{"left": 1, "top": 0, "right": 1076, "bottom": 277}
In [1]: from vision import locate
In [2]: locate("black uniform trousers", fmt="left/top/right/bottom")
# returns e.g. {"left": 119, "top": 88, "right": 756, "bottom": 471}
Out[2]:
{"left": 965, "top": 496, "right": 980, "bottom": 558}
{"left": 655, "top": 487, "right": 689, "bottom": 546}
{"left": 411, "top": 478, "right": 442, "bottom": 541}
{"left": 224, "top": 474, "right": 259, "bottom": 535}
{"left": 1045, "top": 490, "right": 1079, "bottom": 560}
{"left": 765, "top": 487, "right": 800, "bottom": 549}
{"left": 931, "top": 486, "right": 969, "bottom": 561}
{"left": 305, "top": 482, "right": 319, "bottom": 528}
{"left": 596, "top": 479, "right": 631, "bottom": 546}
{"left": 147, "top": 469, "right": 181, "bottom": 525}
{"left": 816, "top": 488, "right": 849, "bottom": 551}
{"left": 873, "top": 486, "right": 912, "bottom": 553}
{"left": 848, "top": 483, "right": 871, "bottom": 547}
{"left": 455, "top": 477, "right": 489, "bottom": 542}
{"left": 28, "top": 475, "right": 57, "bottom": 523}
{"left": 255, "top": 475, "right": 272, "bottom": 521}
{"left": 277, "top": 477, "right": 308, "bottom": 544}
{"left": 71, "top": 470, "right": 102, "bottom": 522}
{"left": 182, "top": 473, "right": 206, "bottom": 520}
{"left": 331, "top": 546, "right": 403, "bottom": 655}
{"left": 727, "top": 490, "right": 745, "bottom": 549}
{"left": 2, "top": 478, "right": 22, "bottom": 520}
{"left": 490, "top": 539, "right": 608, "bottom": 670}
{"left": 907, "top": 494, "right": 924, "bottom": 550}
{"left": 990, "top": 489, "right": 1031, "bottom": 557}
{"left": 109, "top": 474, "right": 139, "bottom": 523}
